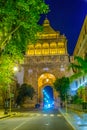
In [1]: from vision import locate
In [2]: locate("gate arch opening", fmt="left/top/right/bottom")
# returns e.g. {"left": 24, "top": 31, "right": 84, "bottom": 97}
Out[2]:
{"left": 38, "top": 73, "right": 56, "bottom": 108}
{"left": 42, "top": 86, "right": 54, "bottom": 109}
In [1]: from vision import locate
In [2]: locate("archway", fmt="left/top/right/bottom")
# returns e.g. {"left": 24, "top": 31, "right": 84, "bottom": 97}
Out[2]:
{"left": 42, "top": 86, "right": 54, "bottom": 109}
{"left": 38, "top": 73, "right": 57, "bottom": 108}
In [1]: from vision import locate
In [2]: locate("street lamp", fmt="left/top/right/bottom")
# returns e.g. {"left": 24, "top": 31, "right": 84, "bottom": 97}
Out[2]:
{"left": 9, "top": 66, "right": 18, "bottom": 114}
{"left": 4, "top": 91, "right": 9, "bottom": 114}
{"left": 14, "top": 66, "right": 18, "bottom": 72}
{"left": 9, "top": 84, "right": 11, "bottom": 114}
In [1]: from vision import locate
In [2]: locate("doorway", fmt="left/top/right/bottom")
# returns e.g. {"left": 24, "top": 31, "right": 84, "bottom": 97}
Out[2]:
{"left": 42, "top": 86, "right": 54, "bottom": 109}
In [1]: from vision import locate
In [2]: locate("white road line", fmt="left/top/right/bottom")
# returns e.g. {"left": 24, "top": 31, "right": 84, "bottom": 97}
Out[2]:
{"left": 12, "top": 118, "right": 32, "bottom": 130}
{"left": 57, "top": 114, "right": 62, "bottom": 117}
{"left": 43, "top": 114, "right": 48, "bottom": 116}
{"left": 50, "top": 114, "right": 54, "bottom": 117}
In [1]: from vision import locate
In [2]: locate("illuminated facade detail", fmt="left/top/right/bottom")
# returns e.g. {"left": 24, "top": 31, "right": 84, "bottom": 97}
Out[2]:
{"left": 27, "top": 42, "right": 66, "bottom": 55}
{"left": 26, "top": 18, "right": 68, "bottom": 56}
{"left": 38, "top": 73, "right": 56, "bottom": 100}
{"left": 73, "top": 15, "right": 87, "bottom": 58}
{"left": 71, "top": 15, "right": 87, "bottom": 101}
{"left": 23, "top": 18, "right": 71, "bottom": 106}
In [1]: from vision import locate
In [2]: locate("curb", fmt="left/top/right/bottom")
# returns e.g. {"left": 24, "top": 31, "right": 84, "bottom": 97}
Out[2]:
{"left": 0, "top": 112, "right": 18, "bottom": 119}
{"left": 0, "top": 114, "right": 11, "bottom": 119}
{"left": 59, "top": 109, "right": 77, "bottom": 130}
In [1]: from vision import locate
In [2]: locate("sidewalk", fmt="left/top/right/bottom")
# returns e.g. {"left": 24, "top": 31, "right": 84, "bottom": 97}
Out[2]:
{"left": 0, "top": 109, "right": 10, "bottom": 119}
{"left": 0, "top": 109, "right": 17, "bottom": 119}
{"left": 59, "top": 108, "right": 87, "bottom": 130}
{"left": 0, "top": 108, "right": 38, "bottom": 119}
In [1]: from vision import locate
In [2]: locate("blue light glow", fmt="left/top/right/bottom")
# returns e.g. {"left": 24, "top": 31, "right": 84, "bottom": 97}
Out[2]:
{"left": 43, "top": 86, "right": 54, "bottom": 109}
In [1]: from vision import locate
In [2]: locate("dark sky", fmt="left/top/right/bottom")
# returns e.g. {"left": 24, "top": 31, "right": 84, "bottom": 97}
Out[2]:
{"left": 39, "top": 0, "right": 87, "bottom": 55}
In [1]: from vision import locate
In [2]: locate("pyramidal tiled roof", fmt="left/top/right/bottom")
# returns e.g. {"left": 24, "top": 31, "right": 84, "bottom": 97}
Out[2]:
{"left": 42, "top": 18, "right": 58, "bottom": 34}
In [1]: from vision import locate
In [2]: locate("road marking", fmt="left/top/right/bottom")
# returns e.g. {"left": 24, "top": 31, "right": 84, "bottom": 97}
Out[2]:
{"left": 45, "top": 123, "right": 49, "bottom": 125}
{"left": 12, "top": 118, "right": 31, "bottom": 130}
{"left": 57, "top": 114, "right": 62, "bottom": 117}
{"left": 43, "top": 114, "right": 47, "bottom": 116}
{"left": 37, "top": 114, "right": 41, "bottom": 116}
{"left": 30, "top": 113, "right": 35, "bottom": 116}
{"left": 50, "top": 114, "right": 54, "bottom": 117}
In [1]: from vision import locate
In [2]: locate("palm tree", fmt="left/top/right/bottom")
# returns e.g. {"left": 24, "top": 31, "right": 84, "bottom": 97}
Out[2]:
{"left": 69, "top": 56, "right": 87, "bottom": 82}
{"left": 69, "top": 56, "right": 87, "bottom": 107}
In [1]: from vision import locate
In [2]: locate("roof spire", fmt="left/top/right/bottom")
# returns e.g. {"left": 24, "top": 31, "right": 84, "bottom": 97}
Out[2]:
{"left": 43, "top": 15, "right": 50, "bottom": 26}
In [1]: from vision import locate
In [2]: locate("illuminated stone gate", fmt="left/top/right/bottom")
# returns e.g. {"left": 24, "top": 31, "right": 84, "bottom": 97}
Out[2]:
{"left": 23, "top": 18, "right": 71, "bottom": 106}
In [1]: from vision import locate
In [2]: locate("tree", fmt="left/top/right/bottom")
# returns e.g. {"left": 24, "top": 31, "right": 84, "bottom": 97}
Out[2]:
{"left": 0, "top": 0, "right": 49, "bottom": 102}
{"left": 71, "top": 93, "right": 83, "bottom": 104}
{"left": 68, "top": 56, "right": 87, "bottom": 107}
{"left": 0, "top": 0, "right": 49, "bottom": 54}
{"left": 0, "top": 54, "right": 15, "bottom": 105}
{"left": 77, "top": 86, "right": 87, "bottom": 103}
{"left": 53, "top": 77, "right": 70, "bottom": 101}
{"left": 16, "top": 83, "right": 35, "bottom": 105}
{"left": 0, "top": 0, "right": 49, "bottom": 64}
{"left": 69, "top": 56, "right": 87, "bottom": 82}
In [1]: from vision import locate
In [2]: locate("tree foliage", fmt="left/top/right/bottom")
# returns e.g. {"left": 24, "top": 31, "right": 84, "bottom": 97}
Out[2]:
{"left": 0, "top": 0, "right": 49, "bottom": 93}
{"left": 0, "top": 0, "right": 49, "bottom": 53}
{"left": 69, "top": 56, "right": 87, "bottom": 82}
{"left": 16, "top": 83, "right": 35, "bottom": 105}
{"left": 71, "top": 93, "right": 83, "bottom": 104}
{"left": 0, "top": 0, "right": 49, "bottom": 58}
{"left": 53, "top": 77, "right": 70, "bottom": 101}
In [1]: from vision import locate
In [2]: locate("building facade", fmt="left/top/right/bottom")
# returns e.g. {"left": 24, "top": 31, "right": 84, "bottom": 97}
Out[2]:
{"left": 71, "top": 15, "right": 87, "bottom": 102}
{"left": 73, "top": 15, "right": 87, "bottom": 58}
{"left": 22, "top": 18, "right": 71, "bottom": 107}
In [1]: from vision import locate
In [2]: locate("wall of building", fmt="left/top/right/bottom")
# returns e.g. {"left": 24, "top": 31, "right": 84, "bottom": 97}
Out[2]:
{"left": 70, "top": 15, "right": 87, "bottom": 98}
{"left": 73, "top": 15, "right": 87, "bottom": 58}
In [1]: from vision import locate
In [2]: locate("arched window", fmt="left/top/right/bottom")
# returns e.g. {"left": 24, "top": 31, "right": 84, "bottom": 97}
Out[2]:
{"left": 58, "top": 42, "right": 64, "bottom": 48}
{"left": 58, "top": 48, "right": 65, "bottom": 54}
{"left": 27, "top": 44, "right": 34, "bottom": 55}
{"left": 35, "top": 43, "right": 42, "bottom": 55}
{"left": 35, "top": 43, "right": 41, "bottom": 49}
{"left": 42, "top": 43, "right": 49, "bottom": 55}
{"left": 50, "top": 42, "right": 57, "bottom": 54}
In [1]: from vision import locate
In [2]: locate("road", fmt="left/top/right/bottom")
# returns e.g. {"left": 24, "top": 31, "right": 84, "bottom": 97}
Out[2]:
{"left": 0, "top": 109, "right": 74, "bottom": 130}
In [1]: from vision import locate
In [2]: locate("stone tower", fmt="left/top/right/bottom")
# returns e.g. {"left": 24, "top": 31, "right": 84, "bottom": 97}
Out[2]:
{"left": 23, "top": 18, "right": 70, "bottom": 107}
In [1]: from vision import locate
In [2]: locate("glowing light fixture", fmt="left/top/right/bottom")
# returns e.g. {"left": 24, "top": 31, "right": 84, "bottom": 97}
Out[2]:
{"left": 13, "top": 66, "right": 18, "bottom": 72}
{"left": 46, "top": 78, "right": 49, "bottom": 82}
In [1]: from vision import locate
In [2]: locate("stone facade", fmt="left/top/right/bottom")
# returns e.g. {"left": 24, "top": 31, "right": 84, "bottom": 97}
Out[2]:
{"left": 23, "top": 18, "right": 71, "bottom": 106}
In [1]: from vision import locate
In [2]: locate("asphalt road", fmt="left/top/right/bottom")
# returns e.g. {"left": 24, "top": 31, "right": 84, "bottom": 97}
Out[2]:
{"left": 0, "top": 109, "right": 74, "bottom": 130}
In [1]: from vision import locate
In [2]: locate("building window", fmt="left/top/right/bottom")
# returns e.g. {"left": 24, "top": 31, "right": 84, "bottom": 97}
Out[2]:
{"left": 75, "top": 81, "right": 78, "bottom": 88}
{"left": 83, "top": 76, "right": 85, "bottom": 82}
{"left": 28, "top": 50, "right": 34, "bottom": 55}
{"left": 50, "top": 42, "right": 57, "bottom": 54}
{"left": 58, "top": 48, "right": 65, "bottom": 54}
{"left": 79, "top": 78, "right": 81, "bottom": 85}
{"left": 58, "top": 42, "right": 65, "bottom": 48}
{"left": 42, "top": 43, "right": 49, "bottom": 55}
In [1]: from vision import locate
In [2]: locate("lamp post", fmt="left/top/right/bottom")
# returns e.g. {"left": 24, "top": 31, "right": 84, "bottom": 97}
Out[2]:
{"left": 9, "top": 84, "right": 11, "bottom": 114}
{"left": 4, "top": 91, "right": 8, "bottom": 114}
{"left": 9, "top": 66, "right": 18, "bottom": 114}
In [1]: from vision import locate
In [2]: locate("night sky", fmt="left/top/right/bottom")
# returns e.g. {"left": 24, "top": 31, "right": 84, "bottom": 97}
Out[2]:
{"left": 39, "top": 0, "right": 87, "bottom": 55}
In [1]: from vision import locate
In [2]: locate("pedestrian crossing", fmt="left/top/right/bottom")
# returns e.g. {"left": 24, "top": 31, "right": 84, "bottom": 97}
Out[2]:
{"left": 15, "top": 112, "right": 62, "bottom": 117}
